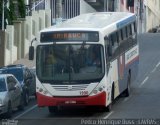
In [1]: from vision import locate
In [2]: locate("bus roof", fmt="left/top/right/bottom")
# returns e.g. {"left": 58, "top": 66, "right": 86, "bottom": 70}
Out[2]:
{"left": 41, "top": 12, "right": 136, "bottom": 32}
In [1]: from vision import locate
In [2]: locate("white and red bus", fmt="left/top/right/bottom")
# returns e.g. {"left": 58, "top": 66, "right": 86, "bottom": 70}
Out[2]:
{"left": 29, "top": 12, "right": 139, "bottom": 113}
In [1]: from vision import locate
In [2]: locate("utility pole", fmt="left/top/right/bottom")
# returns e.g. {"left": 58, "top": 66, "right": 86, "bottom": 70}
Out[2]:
{"left": 2, "top": 0, "right": 5, "bottom": 30}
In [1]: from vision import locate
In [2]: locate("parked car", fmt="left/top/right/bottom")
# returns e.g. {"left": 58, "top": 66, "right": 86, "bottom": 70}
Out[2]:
{"left": 0, "top": 74, "right": 24, "bottom": 118}
{"left": 0, "top": 64, "right": 36, "bottom": 105}
{"left": 29, "top": 67, "right": 36, "bottom": 76}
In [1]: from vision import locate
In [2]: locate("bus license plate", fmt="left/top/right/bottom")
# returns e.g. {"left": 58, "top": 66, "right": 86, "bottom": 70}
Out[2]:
{"left": 65, "top": 101, "right": 76, "bottom": 104}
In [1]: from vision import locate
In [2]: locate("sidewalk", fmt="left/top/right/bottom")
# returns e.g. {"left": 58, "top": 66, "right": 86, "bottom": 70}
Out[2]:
{"left": 13, "top": 54, "right": 35, "bottom": 68}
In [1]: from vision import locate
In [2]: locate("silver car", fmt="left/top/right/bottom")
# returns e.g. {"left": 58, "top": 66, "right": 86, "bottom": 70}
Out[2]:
{"left": 0, "top": 74, "right": 24, "bottom": 118}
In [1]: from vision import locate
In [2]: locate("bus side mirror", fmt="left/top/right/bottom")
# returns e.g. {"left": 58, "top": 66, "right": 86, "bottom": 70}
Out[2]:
{"left": 29, "top": 46, "right": 34, "bottom": 60}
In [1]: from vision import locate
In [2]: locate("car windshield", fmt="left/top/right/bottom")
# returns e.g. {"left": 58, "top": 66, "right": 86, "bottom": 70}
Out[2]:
{"left": 0, "top": 77, "right": 7, "bottom": 92}
{"left": 36, "top": 44, "right": 105, "bottom": 84}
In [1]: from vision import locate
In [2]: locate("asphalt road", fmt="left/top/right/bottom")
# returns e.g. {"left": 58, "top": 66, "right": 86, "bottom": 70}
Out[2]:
{"left": 1, "top": 33, "right": 160, "bottom": 125}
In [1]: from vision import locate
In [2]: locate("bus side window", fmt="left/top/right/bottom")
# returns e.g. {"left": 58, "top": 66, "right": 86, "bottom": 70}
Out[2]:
{"left": 131, "top": 22, "right": 136, "bottom": 34}
{"left": 108, "top": 35, "right": 113, "bottom": 58}
{"left": 134, "top": 22, "right": 137, "bottom": 33}
{"left": 104, "top": 37, "right": 112, "bottom": 62}
{"left": 120, "top": 29, "right": 123, "bottom": 40}
{"left": 128, "top": 24, "right": 132, "bottom": 36}
{"left": 118, "top": 30, "right": 122, "bottom": 41}
{"left": 126, "top": 26, "right": 128, "bottom": 38}
{"left": 131, "top": 22, "right": 137, "bottom": 45}
{"left": 109, "top": 33, "right": 119, "bottom": 59}
{"left": 122, "top": 27, "right": 127, "bottom": 40}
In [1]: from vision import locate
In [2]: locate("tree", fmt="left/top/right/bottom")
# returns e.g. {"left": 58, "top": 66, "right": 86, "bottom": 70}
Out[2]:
{"left": 0, "top": 0, "right": 3, "bottom": 29}
{"left": 8, "top": 0, "right": 17, "bottom": 24}
{"left": 0, "top": 0, "right": 26, "bottom": 29}
{"left": 17, "top": 0, "right": 26, "bottom": 18}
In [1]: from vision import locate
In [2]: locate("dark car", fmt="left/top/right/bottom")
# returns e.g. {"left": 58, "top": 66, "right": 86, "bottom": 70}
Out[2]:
{"left": 0, "top": 64, "right": 36, "bottom": 105}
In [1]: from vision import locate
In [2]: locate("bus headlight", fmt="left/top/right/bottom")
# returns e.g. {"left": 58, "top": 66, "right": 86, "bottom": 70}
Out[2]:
{"left": 37, "top": 86, "right": 51, "bottom": 97}
{"left": 90, "top": 85, "right": 105, "bottom": 96}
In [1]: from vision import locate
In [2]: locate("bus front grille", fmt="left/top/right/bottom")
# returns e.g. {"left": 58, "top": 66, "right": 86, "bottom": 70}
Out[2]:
{"left": 52, "top": 84, "right": 88, "bottom": 91}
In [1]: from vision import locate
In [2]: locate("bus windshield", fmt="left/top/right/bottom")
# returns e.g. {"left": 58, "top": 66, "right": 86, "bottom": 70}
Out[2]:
{"left": 36, "top": 44, "right": 105, "bottom": 84}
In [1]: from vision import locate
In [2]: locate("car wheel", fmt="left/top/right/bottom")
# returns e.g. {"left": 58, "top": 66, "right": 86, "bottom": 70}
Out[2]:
{"left": 105, "top": 85, "right": 114, "bottom": 112}
{"left": 48, "top": 106, "right": 58, "bottom": 113}
{"left": 18, "top": 95, "right": 24, "bottom": 110}
{"left": 5, "top": 102, "right": 12, "bottom": 118}
{"left": 24, "top": 92, "right": 29, "bottom": 106}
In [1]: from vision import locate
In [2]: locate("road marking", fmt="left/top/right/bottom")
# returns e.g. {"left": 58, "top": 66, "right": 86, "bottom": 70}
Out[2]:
{"left": 139, "top": 76, "right": 149, "bottom": 87}
{"left": 156, "top": 62, "right": 160, "bottom": 68}
{"left": 151, "top": 62, "right": 160, "bottom": 73}
{"left": 103, "top": 111, "right": 114, "bottom": 119}
{"left": 14, "top": 104, "right": 38, "bottom": 119}
{"left": 151, "top": 67, "right": 156, "bottom": 73}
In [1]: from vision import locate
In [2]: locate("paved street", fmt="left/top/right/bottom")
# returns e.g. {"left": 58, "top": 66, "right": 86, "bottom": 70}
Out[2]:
{"left": 1, "top": 33, "right": 160, "bottom": 125}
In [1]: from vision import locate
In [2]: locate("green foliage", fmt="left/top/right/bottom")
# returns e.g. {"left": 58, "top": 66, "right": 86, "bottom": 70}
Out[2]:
{"left": 0, "top": 1, "right": 2, "bottom": 16}
{"left": 17, "top": 0, "right": 26, "bottom": 18}
{"left": 0, "top": 0, "right": 26, "bottom": 28}
{"left": 8, "top": 0, "right": 17, "bottom": 24}
{"left": 0, "top": 1, "right": 2, "bottom": 19}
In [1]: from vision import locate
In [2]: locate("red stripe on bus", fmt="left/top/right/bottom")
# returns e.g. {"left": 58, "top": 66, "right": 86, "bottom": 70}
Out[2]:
{"left": 36, "top": 92, "right": 106, "bottom": 107}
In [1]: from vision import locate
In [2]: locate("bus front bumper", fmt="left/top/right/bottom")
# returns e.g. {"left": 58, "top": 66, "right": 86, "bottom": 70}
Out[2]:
{"left": 37, "top": 92, "right": 106, "bottom": 107}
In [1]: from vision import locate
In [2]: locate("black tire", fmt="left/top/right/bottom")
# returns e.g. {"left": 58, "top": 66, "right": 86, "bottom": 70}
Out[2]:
{"left": 5, "top": 102, "right": 12, "bottom": 118}
{"left": 48, "top": 106, "right": 58, "bottom": 113}
{"left": 24, "top": 92, "right": 29, "bottom": 106}
{"left": 34, "top": 93, "right": 37, "bottom": 99}
{"left": 18, "top": 95, "right": 25, "bottom": 110}
{"left": 105, "top": 85, "right": 114, "bottom": 112}
{"left": 124, "top": 74, "right": 131, "bottom": 97}
{"left": 106, "top": 103, "right": 112, "bottom": 112}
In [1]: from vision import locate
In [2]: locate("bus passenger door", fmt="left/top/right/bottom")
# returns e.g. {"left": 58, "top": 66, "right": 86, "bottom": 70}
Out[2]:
{"left": 105, "top": 34, "right": 120, "bottom": 100}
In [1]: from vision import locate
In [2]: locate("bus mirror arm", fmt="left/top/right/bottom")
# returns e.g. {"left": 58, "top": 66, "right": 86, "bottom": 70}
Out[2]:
{"left": 31, "top": 38, "right": 36, "bottom": 46}
{"left": 29, "top": 38, "right": 37, "bottom": 60}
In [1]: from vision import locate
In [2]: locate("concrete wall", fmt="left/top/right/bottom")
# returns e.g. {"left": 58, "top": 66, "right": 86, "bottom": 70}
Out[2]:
{"left": 144, "top": 0, "right": 160, "bottom": 32}
{"left": 118, "top": 0, "right": 160, "bottom": 32}
{"left": 118, "top": 0, "right": 145, "bottom": 33}
{"left": 1, "top": 10, "right": 51, "bottom": 67}
{"left": 5, "top": 25, "right": 17, "bottom": 65}
{"left": 80, "top": 0, "right": 96, "bottom": 14}
{"left": 0, "top": 31, "right": 5, "bottom": 67}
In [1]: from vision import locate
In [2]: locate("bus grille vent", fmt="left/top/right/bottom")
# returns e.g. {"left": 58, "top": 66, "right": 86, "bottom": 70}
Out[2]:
{"left": 52, "top": 84, "right": 88, "bottom": 91}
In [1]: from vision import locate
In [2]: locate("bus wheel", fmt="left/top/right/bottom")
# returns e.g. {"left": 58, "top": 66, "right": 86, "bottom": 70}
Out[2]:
{"left": 124, "top": 73, "right": 131, "bottom": 97}
{"left": 105, "top": 85, "right": 114, "bottom": 112}
{"left": 48, "top": 106, "right": 58, "bottom": 113}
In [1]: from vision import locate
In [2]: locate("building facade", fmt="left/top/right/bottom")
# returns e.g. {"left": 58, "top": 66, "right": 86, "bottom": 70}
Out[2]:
{"left": 118, "top": 0, "right": 160, "bottom": 33}
{"left": 144, "top": 0, "right": 160, "bottom": 32}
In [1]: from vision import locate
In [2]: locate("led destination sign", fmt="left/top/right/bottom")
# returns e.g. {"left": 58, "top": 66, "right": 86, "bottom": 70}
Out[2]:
{"left": 40, "top": 31, "right": 99, "bottom": 42}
